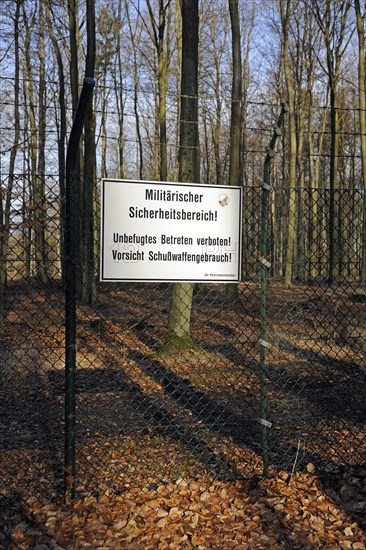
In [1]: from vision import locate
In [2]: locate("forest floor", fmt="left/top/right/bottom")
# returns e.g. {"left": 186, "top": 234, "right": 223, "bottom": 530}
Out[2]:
{"left": 1, "top": 467, "right": 366, "bottom": 549}
{"left": 0, "top": 280, "right": 365, "bottom": 548}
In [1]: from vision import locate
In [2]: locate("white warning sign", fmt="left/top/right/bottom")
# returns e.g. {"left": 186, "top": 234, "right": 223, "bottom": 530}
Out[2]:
{"left": 100, "top": 179, "right": 242, "bottom": 282}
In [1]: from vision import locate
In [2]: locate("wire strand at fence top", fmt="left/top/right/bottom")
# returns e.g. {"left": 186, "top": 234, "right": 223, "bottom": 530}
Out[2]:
{"left": 2, "top": 75, "right": 366, "bottom": 113}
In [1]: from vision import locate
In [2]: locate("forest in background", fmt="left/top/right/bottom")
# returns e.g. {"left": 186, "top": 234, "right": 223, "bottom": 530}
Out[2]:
{"left": 0, "top": 0, "right": 365, "bottom": 312}
{"left": 1, "top": 6, "right": 366, "bottom": 546}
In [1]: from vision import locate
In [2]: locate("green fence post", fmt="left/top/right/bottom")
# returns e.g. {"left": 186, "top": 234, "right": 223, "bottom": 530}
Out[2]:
{"left": 65, "top": 77, "right": 95, "bottom": 501}
{"left": 259, "top": 103, "right": 288, "bottom": 477}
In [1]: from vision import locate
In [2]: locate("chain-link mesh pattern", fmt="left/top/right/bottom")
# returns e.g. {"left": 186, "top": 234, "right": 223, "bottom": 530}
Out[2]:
{"left": 72, "top": 183, "right": 264, "bottom": 498}
{"left": 0, "top": 175, "right": 64, "bottom": 503}
{"left": 1, "top": 177, "right": 365, "bottom": 505}
{"left": 264, "top": 187, "right": 365, "bottom": 474}
{"left": 73, "top": 279, "right": 263, "bottom": 497}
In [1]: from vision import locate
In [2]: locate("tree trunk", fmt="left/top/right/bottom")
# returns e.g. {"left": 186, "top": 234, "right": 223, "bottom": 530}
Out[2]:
{"left": 68, "top": 0, "right": 79, "bottom": 115}
{"left": 114, "top": 0, "right": 125, "bottom": 179}
{"left": 211, "top": 26, "right": 223, "bottom": 186}
{"left": 312, "top": 0, "right": 352, "bottom": 283}
{"left": 22, "top": 2, "right": 47, "bottom": 282}
{"left": 36, "top": 0, "right": 49, "bottom": 284}
{"left": 81, "top": 0, "right": 96, "bottom": 304}
{"left": 280, "top": 0, "right": 297, "bottom": 288}
{"left": 126, "top": 1, "right": 144, "bottom": 179}
{"left": 355, "top": 0, "right": 366, "bottom": 188}
{"left": 45, "top": 0, "right": 67, "bottom": 280}
{"left": 158, "top": 1, "right": 169, "bottom": 181}
{"left": 355, "top": 0, "right": 366, "bottom": 281}
{"left": 173, "top": 0, "right": 182, "bottom": 181}
{"left": 146, "top": 0, "right": 171, "bottom": 181}
{"left": 239, "top": 4, "right": 254, "bottom": 276}
{"left": 0, "top": 0, "right": 21, "bottom": 320}
{"left": 328, "top": 85, "right": 340, "bottom": 283}
{"left": 67, "top": 0, "right": 82, "bottom": 292}
{"left": 166, "top": 0, "right": 199, "bottom": 349}
{"left": 228, "top": 0, "right": 242, "bottom": 189}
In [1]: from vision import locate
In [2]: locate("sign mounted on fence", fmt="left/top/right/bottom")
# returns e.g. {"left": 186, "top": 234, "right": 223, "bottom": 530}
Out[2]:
{"left": 100, "top": 179, "right": 242, "bottom": 282}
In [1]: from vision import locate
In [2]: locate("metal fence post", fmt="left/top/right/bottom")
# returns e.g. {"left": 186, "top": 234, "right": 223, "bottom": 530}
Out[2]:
{"left": 65, "top": 77, "right": 95, "bottom": 501}
{"left": 259, "top": 103, "right": 288, "bottom": 476}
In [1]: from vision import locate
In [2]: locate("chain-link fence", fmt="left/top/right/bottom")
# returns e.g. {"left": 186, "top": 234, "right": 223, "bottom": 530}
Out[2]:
{"left": 0, "top": 175, "right": 365, "bottom": 506}
{"left": 263, "top": 187, "right": 366, "bottom": 476}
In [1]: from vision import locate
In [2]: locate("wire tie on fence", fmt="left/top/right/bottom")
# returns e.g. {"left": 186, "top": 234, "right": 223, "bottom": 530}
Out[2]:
{"left": 259, "top": 418, "right": 272, "bottom": 428}
{"left": 273, "top": 124, "right": 282, "bottom": 136}
{"left": 260, "top": 181, "right": 273, "bottom": 192}
{"left": 265, "top": 146, "right": 275, "bottom": 158}
{"left": 259, "top": 338, "right": 271, "bottom": 349}
{"left": 259, "top": 256, "right": 271, "bottom": 269}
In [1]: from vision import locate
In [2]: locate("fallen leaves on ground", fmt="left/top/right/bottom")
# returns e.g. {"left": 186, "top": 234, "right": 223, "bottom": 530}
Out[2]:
{"left": 4, "top": 470, "right": 360, "bottom": 549}
{"left": 1, "top": 284, "right": 366, "bottom": 548}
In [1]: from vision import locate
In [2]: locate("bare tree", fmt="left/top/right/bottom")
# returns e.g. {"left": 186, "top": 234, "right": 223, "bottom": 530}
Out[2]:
{"left": 125, "top": 1, "right": 144, "bottom": 179}
{"left": 36, "top": 0, "right": 49, "bottom": 283}
{"left": 114, "top": 0, "right": 126, "bottom": 179}
{"left": 166, "top": 0, "right": 199, "bottom": 349}
{"left": 312, "top": 0, "right": 353, "bottom": 282}
{"left": 145, "top": 0, "right": 172, "bottom": 181}
{"left": 0, "top": 0, "right": 21, "bottom": 319}
{"left": 81, "top": 0, "right": 97, "bottom": 304}
{"left": 279, "top": 0, "right": 297, "bottom": 287}
{"left": 22, "top": 1, "right": 48, "bottom": 283}
{"left": 354, "top": 0, "right": 366, "bottom": 281}
{"left": 45, "top": 0, "right": 67, "bottom": 277}
{"left": 228, "top": 0, "right": 242, "bottom": 189}
{"left": 199, "top": 2, "right": 229, "bottom": 186}
{"left": 68, "top": 0, "right": 80, "bottom": 116}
